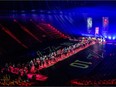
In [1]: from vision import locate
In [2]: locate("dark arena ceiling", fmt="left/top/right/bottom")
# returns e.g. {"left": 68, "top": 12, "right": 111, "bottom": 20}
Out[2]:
{"left": 0, "top": 1, "right": 116, "bottom": 13}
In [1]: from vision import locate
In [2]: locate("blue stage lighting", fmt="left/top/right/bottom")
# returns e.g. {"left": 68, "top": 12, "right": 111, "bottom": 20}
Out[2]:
{"left": 108, "top": 36, "right": 111, "bottom": 39}
{"left": 113, "top": 36, "right": 116, "bottom": 40}
{"left": 105, "top": 36, "right": 107, "bottom": 38}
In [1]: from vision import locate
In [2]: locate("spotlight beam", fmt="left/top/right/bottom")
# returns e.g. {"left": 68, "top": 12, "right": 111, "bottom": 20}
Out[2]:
{"left": 0, "top": 24, "right": 28, "bottom": 48}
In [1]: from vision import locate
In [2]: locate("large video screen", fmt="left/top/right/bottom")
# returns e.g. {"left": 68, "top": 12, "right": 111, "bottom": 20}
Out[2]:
{"left": 87, "top": 17, "right": 92, "bottom": 33}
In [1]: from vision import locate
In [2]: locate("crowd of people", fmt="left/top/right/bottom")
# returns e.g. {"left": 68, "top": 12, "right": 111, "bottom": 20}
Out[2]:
{"left": 0, "top": 73, "right": 33, "bottom": 86}
{"left": 0, "top": 37, "right": 95, "bottom": 85}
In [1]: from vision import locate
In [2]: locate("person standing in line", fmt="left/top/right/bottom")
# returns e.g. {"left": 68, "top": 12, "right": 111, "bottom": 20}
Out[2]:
{"left": 45, "top": 57, "right": 49, "bottom": 65}
{"left": 30, "top": 63, "right": 35, "bottom": 73}
{"left": 50, "top": 52, "right": 54, "bottom": 63}
{"left": 59, "top": 49, "right": 62, "bottom": 59}
{"left": 49, "top": 53, "right": 53, "bottom": 64}
{"left": 36, "top": 57, "right": 40, "bottom": 69}
{"left": 39, "top": 57, "right": 43, "bottom": 66}
{"left": 55, "top": 50, "right": 58, "bottom": 61}
{"left": 29, "top": 60, "right": 33, "bottom": 67}
{"left": 47, "top": 54, "right": 51, "bottom": 64}
{"left": 63, "top": 47, "right": 67, "bottom": 57}
{"left": 43, "top": 55, "right": 47, "bottom": 67}
{"left": 42, "top": 56, "right": 45, "bottom": 67}
{"left": 67, "top": 46, "right": 70, "bottom": 57}
{"left": 53, "top": 52, "right": 57, "bottom": 62}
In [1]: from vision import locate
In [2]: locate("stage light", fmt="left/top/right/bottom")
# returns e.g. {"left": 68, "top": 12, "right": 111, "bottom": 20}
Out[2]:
{"left": 105, "top": 36, "right": 107, "bottom": 38}
{"left": 113, "top": 36, "right": 116, "bottom": 40}
{"left": 108, "top": 36, "right": 111, "bottom": 39}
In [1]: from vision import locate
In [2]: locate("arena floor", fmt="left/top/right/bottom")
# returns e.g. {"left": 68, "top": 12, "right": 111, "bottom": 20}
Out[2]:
{"left": 38, "top": 43, "right": 116, "bottom": 86}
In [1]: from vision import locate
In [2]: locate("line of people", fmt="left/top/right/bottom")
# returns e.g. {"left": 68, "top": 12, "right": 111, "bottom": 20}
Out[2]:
{"left": 28, "top": 40, "right": 92, "bottom": 73}
{"left": 1, "top": 39, "right": 93, "bottom": 81}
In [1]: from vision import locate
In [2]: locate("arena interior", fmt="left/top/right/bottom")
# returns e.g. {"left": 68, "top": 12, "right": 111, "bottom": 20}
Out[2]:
{"left": 0, "top": 1, "right": 116, "bottom": 86}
